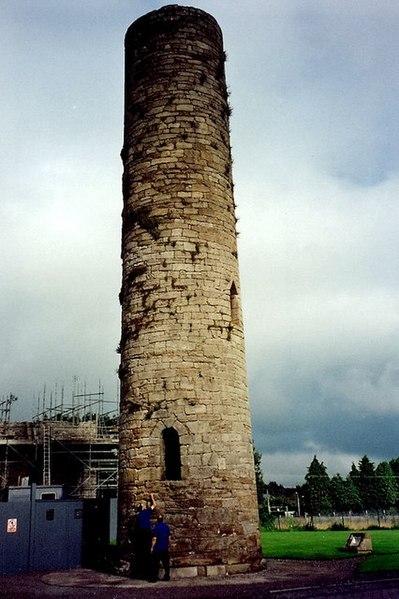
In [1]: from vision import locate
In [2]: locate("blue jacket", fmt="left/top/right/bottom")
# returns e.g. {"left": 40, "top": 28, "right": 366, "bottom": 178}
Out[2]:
{"left": 152, "top": 521, "right": 170, "bottom": 552}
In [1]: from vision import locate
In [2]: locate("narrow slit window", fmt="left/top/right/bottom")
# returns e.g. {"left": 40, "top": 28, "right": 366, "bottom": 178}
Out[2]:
{"left": 230, "top": 282, "right": 239, "bottom": 325}
{"left": 162, "top": 427, "right": 182, "bottom": 480}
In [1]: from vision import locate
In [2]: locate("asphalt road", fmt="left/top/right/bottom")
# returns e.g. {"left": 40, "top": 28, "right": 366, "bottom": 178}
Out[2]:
{"left": 271, "top": 579, "right": 399, "bottom": 599}
{"left": 0, "top": 574, "right": 399, "bottom": 599}
{"left": 0, "top": 563, "right": 398, "bottom": 599}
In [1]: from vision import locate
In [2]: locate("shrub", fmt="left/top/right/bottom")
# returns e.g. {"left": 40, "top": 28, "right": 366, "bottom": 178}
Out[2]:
{"left": 330, "top": 522, "right": 349, "bottom": 531}
{"left": 284, "top": 516, "right": 305, "bottom": 531}
{"left": 260, "top": 510, "right": 276, "bottom": 531}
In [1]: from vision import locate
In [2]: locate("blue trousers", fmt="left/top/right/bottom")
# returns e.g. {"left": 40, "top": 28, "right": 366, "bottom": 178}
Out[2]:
{"left": 150, "top": 550, "right": 170, "bottom": 581}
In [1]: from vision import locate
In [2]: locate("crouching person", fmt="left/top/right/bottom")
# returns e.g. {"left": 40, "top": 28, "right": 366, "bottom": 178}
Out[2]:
{"left": 149, "top": 515, "right": 171, "bottom": 582}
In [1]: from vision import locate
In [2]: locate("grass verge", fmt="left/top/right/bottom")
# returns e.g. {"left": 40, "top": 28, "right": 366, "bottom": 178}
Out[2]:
{"left": 358, "top": 554, "right": 399, "bottom": 574}
{"left": 261, "top": 529, "right": 399, "bottom": 574}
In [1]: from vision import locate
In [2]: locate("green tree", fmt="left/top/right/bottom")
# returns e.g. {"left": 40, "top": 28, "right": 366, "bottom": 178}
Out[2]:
{"left": 345, "top": 475, "right": 362, "bottom": 512}
{"left": 375, "top": 461, "right": 397, "bottom": 511}
{"left": 389, "top": 457, "right": 399, "bottom": 506}
{"left": 349, "top": 462, "right": 360, "bottom": 481}
{"left": 330, "top": 473, "right": 361, "bottom": 516}
{"left": 253, "top": 445, "right": 270, "bottom": 525}
{"left": 304, "top": 456, "right": 332, "bottom": 521}
{"left": 350, "top": 456, "right": 378, "bottom": 511}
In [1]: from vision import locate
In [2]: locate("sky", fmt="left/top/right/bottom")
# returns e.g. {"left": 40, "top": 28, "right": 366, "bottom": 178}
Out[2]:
{"left": 1, "top": 0, "right": 399, "bottom": 486}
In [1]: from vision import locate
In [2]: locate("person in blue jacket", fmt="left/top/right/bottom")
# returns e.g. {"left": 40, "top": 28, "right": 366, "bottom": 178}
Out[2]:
{"left": 134, "top": 492, "right": 156, "bottom": 578}
{"left": 149, "top": 514, "right": 171, "bottom": 582}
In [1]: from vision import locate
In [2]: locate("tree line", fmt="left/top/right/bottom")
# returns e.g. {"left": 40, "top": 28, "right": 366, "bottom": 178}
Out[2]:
{"left": 303, "top": 455, "right": 399, "bottom": 518}
{"left": 254, "top": 449, "right": 399, "bottom": 524}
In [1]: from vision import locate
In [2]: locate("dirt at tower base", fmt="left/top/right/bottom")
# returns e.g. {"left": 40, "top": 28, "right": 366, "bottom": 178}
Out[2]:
{"left": 118, "top": 4, "right": 262, "bottom": 577}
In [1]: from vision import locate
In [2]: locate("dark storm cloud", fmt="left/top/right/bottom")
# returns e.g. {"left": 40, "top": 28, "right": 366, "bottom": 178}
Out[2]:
{"left": 2, "top": 0, "right": 399, "bottom": 483}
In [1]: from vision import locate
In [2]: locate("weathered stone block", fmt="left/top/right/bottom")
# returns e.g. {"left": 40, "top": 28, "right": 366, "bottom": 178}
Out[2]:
{"left": 171, "top": 566, "right": 198, "bottom": 578}
{"left": 206, "top": 565, "right": 226, "bottom": 577}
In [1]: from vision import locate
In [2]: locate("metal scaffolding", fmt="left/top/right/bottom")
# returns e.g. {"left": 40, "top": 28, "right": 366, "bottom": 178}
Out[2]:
{"left": 0, "top": 394, "right": 18, "bottom": 490}
{"left": 1, "top": 382, "right": 119, "bottom": 498}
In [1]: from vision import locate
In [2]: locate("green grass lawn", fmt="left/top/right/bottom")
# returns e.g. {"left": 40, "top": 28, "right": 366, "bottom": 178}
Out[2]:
{"left": 261, "top": 529, "right": 399, "bottom": 574}
{"left": 261, "top": 530, "right": 351, "bottom": 559}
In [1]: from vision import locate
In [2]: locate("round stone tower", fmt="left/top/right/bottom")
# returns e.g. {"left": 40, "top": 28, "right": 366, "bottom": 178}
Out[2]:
{"left": 118, "top": 5, "right": 262, "bottom": 577}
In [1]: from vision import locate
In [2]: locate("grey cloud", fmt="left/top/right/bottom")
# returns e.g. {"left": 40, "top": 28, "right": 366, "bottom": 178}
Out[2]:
{"left": 2, "top": 0, "right": 399, "bottom": 487}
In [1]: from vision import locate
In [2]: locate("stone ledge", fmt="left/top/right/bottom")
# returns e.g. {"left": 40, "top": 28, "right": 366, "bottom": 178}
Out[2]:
{"left": 168, "top": 561, "right": 259, "bottom": 579}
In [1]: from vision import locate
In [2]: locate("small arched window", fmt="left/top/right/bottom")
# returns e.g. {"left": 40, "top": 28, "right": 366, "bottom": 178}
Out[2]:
{"left": 230, "top": 282, "right": 239, "bottom": 326}
{"left": 162, "top": 427, "right": 182, "bottom": 480}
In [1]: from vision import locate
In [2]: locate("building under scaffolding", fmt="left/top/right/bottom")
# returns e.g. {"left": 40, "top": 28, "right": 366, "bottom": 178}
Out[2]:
{"left": 0, "top": 386, "right": 118, "bottom": 499}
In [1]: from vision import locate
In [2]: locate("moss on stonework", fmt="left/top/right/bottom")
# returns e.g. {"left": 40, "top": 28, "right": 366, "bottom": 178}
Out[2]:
{"left": 127, "top": 265, "right": 147, "bottom": 286}
{"left": 123, "top": 206, "right": 161, "bottom": 239}
{"left": 144, "top": 401, "right": 163, "bottom": 420}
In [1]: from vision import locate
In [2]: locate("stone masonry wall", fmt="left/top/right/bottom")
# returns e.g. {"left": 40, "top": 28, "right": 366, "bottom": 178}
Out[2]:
{"left": 118, "top": 5, "right": 262, "bottom": 576}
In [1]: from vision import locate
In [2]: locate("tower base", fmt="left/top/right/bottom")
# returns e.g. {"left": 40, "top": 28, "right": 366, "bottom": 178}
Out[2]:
{"left": 169, "top": 561, "right": 265, "bottom": 579}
